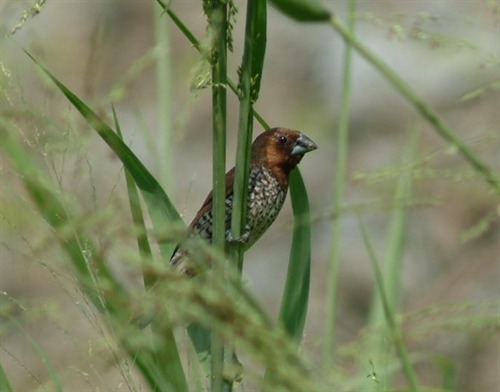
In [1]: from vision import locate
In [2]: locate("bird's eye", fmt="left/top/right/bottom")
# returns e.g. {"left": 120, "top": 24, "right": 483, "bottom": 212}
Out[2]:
{"left": 277, "top": 135, "right": 288, "bottom": 144}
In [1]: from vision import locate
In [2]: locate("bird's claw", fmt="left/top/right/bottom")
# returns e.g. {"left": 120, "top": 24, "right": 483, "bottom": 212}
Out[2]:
{"left": 227, "top": 231, "right": 250, "bottom": 244}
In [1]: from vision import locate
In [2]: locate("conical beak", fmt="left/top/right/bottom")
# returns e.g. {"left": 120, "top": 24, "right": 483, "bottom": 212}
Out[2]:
{"left": 291, "top": 133, "right": 318, "bottom": 156}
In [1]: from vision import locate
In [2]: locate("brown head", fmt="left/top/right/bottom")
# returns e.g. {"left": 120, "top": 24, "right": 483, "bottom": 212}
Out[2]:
{"left": 251, "top": 127, "right": 318, "bottom": 188}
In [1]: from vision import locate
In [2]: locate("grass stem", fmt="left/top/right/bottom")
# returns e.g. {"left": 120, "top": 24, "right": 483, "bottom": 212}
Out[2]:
{"left": 323, "top": 0, "right": 357, "bottom": 372}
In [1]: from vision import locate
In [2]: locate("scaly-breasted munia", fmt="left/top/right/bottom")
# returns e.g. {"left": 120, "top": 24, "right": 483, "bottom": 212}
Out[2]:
{"left": 171, "top": 127, "right": 317, "bottom": 275}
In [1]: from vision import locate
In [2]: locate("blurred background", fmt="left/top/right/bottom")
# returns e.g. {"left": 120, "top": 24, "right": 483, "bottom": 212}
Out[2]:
{"left": 1, "top": 0, "right": 499, "bottom": 391}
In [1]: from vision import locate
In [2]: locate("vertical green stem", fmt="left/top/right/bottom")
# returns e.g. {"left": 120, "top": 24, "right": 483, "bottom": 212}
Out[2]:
{"left": 226, "top": 1, "right": 266, "bottom": 388}
{"left": 369, "top": 129, "right": 418, "bottom": 326}
{"left": 159, "top": 0, "right": 270, "bottom": 133}
{"left": 229, "top": 0, "right": 265, "bottom": 274}
{"left": 154, "top": 5, "right": 173, "bottom": 191}
{"left": 359, "top": 217, "right": 420, "bottom": 392}
{"left": 323, "top": 0, "right": 357, "bottom": 372}
{"left": 358, "top": 128, "right": 418, "bottom": 391}
{"left": 207, "top": 1, "right": 228, "bottom": 390}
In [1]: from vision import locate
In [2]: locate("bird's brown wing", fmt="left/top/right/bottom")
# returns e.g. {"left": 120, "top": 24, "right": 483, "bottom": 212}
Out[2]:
{"left": 171, "top": 167, "right": 237, "bottom": 263}
{"left": 187, "top": 166, "right": 236, "bottom": 230}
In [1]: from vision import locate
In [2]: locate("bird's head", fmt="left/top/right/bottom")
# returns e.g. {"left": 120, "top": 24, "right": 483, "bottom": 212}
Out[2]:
{"left": 251, "top": 128, "right": 318, "bottom": 184}
{"left": 252, "top": 128, "right": 318, "bottom": 169}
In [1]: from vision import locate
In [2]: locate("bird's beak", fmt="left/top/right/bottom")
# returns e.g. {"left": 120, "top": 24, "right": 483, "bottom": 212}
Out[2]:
{"left": 291, "top": 133, "right": 318, "bottom": 155}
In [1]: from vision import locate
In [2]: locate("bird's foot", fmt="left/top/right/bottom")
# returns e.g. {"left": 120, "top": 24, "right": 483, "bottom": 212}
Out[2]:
{"left": 227, "top": 231, "right": 250, "bottom": 244}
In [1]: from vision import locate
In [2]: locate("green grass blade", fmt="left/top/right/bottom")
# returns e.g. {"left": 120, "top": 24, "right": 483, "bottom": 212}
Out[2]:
{"left": 25, "top": 51, "right": 185, "bottom": 262}
{"left": 2, "top": 127, "right": 175, "bottom": 390}
{"left": 18, "top": 57, "right": 189, "bottom": 392}
{"left": 114, "top": 108, "right": 189, "bottom": 392}
{"left": 435, "top": 356, "right": 458, "bottom": 392}
{"left": 206, "top": 0, "right": 229, "bottom": 389}
{"left": 356, "top": 129, "right": 418, "bottom": 391}
{"left": 227, "top": 2, "right": 268, "bottom": 387}
{"left": 0, "top": 354, "right": 13, "bottom": 392}
{"left": 8, "top": 316, "right": 62, "bottom": 392}
{"left": 278, "top": 168, "right": 311, "bottom": 341}
{"left": 263, "top": 169, "right": 312, "bottom": 389}
{"left": 358, "top": 216, "right": 420, "bottom": 392}
{"left": 1, "top": 125, "right": 116, "bottom": 313}
{"left": 247, "top": 0, "right": 267, "bottom": 103}
{"left": 323, "top": 0, "right": 356, "bottom": 371}
{"left": 113, "top": 107, "right": 155, "bottom": 287}
{"left": 154, "top": 5, "right": 174, "bottom": 191}
{"left": 230, "top": 0, "right": 267, "bottom": 273}
{"left": 369, "top": 129, "right": 418, "bottom": 326}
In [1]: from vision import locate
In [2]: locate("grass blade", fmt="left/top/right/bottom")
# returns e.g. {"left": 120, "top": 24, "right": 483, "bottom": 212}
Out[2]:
{"left": 8, "top": 317, "right": 62, "bottom": 392}
{"left": 230, "top": 0, "right": 267, "bottom": 273}
{"left": 25, "top": 51, "right": 184, "bottom": 262}
{"left": 0, "top": 360, "right": 13, "bottom": 392}
{"left": 263, "top": 169, "right": 312, "bottom": 389}
{"left": 20, "top": 56, "right": 189, "bottom": 391}
{"left": 205, "top": 0, "right": 229, "bottom": 389}
{"left": 113, "top": 109, "right": 189, "bottom": 390}
{"left": 113, "top": 107, "right": 155, "bottom": 286}
{"left": 369, "top": 129, "right": 418, "bottom": 326}
{"left": 278, "top": 169, "right": 312, "bottom": 341}
{"left": 323, "top": 0, "right": 356, "bottom": 371}
{"left": 358, "top": 216, "right": 420, "bottom": 392}
{"left": 154, "top": 5, "right": 174, "bottom": 191}
{"left": 2, "top": 125, "right": 188, "bottom": 392}
{"left": 1, "top": 124, "right": 117, "bottom": 313}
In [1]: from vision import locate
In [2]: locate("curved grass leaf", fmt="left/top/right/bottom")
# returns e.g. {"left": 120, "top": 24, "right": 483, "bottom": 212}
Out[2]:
{"left": 112, "top": 108, "right": 154, "bottom": 286}
{"left": 1, "top": 125, "right": 115, "bottom": 313}
{"left": 113, "top": 109, "right": 189, "bottom": 391}
{"left": 2, "top": 125, "right": 187, "bottom": 392}
{"left": 23, "top": 54, "right": 189, "bottom": 392}
{"left": 358, "top": 216, "right": 420, "bottom": 391}
{"left": 264, "top": 169, "right": 312, "bottom": 389}
{"left": 25, "top": 51, "right": 185, "bottom": 262}
{"left": 278, "top": 168, "right": 311, "bottom": 341}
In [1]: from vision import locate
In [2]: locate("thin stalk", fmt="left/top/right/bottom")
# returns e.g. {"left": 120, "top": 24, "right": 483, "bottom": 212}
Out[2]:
{"left": 358, "top": 216, "right": 420, "bottom": 392}
{"left": 113, "top": 107, "right": 155, "bottom": 287}
{"left": 229, "top": 0, "right": 263, "bottom": 275}
{"left": 207, "top": 1, "right": 228, "bottom": 390}
{"left": 8, "top": 317, "right": 62, "bottom": 392}
{"left": 227, "top": 1, "right": 266, "bottom": 387}
{"left": 359, "top": 128, "right": 418, "bottom": 391}
{"left": 369, "top": 128, "right": 418, "bottom": 326}
{"left": 154, "top": 5, "right": 174, "bottom": 191}
{"left": 323, "top": 0, "right": 357, "bottom": 372}
{"left": 157, "top": 0, "right": 270, "bottom": 130}
{"left": 328, "top": 14, "right": 500, "bottom": 194}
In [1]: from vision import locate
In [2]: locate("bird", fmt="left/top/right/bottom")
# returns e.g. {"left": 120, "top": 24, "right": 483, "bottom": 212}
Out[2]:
{"left": 171, "top": 127, "right": 317, "bottom": 275}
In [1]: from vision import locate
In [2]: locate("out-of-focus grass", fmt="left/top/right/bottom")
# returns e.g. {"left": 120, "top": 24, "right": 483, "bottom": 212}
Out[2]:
{"left": 2, "top": 0, "right": 498, "bottom": 391}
